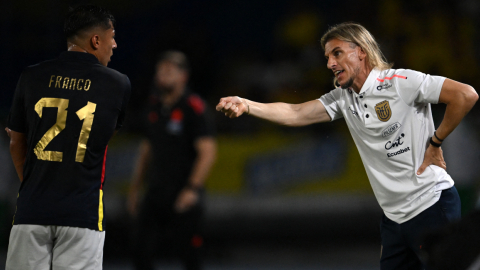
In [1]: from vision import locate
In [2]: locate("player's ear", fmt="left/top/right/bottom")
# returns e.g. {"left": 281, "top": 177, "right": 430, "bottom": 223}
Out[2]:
{"left": 90, "top": 35, "right": 100, "bottom": 50}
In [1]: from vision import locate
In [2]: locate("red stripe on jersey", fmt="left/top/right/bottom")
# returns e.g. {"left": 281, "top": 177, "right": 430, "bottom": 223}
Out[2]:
{"left": 100, "top": 146, "right": 108, "bottom": 190}
{"left": 377, "top": 75, "right": 407, "bottom": 82}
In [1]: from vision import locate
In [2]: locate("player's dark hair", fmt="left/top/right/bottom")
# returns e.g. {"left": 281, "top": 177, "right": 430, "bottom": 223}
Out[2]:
{"left": 64, "top": 5, "right": 115, "bottom": 40}
{"left": 156, "top": 51, "right": 190, "bottom": 72}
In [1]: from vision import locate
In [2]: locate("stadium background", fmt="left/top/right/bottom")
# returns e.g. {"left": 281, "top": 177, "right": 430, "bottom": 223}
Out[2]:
{"left": 1, "top": 0, "right": 480, "bottom": 269}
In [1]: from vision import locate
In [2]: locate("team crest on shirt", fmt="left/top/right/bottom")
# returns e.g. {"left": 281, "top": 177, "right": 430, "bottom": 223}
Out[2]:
{"left": 375, "top": 100, "right": 392, "bottom": 122}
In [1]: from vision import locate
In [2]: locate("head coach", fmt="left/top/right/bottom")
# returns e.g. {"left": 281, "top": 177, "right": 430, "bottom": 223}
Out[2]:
{"left": 216, "top": 22, "right": 478, "bottom": 269}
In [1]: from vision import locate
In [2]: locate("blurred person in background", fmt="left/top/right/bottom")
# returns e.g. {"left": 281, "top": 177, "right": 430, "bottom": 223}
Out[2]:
{"left": 127, "top": 51, "right": 217, "bottom": 270}
{"left": 216, "top": 22, "right": 478, "bottom": 270}
{"left": 5, "top": 5, "right": 130, "bottom": 270}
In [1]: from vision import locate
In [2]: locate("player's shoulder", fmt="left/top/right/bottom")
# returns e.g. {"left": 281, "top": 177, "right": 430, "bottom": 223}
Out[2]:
{"left": 21, "top": 58, "right": 57, "bottom": 76}
{"left": 98, "top": 66, "right": 130, "bottom": 84}
{"left": 14, "top": 59, "right": 57, "bottom": 87}
{"left": 92, "top": 66, "right": 131, "bottom": 97}
{"left": 100, "top": 65, "right": 128, "bottom": 78}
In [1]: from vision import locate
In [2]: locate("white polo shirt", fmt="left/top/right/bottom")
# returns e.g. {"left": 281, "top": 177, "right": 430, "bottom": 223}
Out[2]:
{"left": 319, "top": 68, "right": 453, "bottom": 224}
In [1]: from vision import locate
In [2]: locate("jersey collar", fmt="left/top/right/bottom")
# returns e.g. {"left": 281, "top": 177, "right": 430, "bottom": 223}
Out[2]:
{"left": 59, "top": 51, "right": 100, "bottom": 64}
{"left": 357, "top": 68, "right": 381, "bottom": 96}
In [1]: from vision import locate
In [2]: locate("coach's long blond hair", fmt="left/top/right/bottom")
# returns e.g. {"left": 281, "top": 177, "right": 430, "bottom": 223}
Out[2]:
{"left": 320, "top": 22, "right": 393, "bottom": 87}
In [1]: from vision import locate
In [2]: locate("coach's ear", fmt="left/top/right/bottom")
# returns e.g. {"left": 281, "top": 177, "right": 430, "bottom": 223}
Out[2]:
{"left": 358, "top": 46, "right": 367, "bottom": 61}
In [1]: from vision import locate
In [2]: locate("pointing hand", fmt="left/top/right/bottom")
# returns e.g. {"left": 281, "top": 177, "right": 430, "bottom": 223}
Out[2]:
{"left": 216, "top": 96, "right": 249, "bottom": 118}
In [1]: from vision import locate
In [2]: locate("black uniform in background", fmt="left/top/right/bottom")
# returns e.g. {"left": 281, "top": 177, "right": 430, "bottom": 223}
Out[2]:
{"left": 7, "top": 51, "right": 131, "bottom": 231}
{"left": 133, "top": 91, "right": 215, "bottom": 270}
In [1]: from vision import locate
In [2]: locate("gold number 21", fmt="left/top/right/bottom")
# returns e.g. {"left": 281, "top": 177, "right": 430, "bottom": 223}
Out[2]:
{"left": 34, "top": 98, "right": 96, "bottom": 163}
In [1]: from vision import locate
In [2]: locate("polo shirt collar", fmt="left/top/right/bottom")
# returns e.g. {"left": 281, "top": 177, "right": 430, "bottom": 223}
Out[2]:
{"left": 59, "top": 51, "right": 100, "bottom": 64}
{"left": 357, "top": 68, "right": 381, "bottom": 96}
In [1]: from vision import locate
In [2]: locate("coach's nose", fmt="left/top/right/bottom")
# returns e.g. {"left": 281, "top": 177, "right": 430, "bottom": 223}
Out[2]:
{"left": 327, "top": 57, "right": 336, "bottom": 70}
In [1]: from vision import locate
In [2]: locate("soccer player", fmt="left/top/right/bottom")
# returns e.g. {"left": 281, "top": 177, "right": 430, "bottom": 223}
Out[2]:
{"left": 5, "top": 5, "right": 130, "bottom": 270}
{"left": 127, "top": 51, "right": 217, "bottom": 270}
{"left": 216, "top": 22, "right": 478, "bottom": 269}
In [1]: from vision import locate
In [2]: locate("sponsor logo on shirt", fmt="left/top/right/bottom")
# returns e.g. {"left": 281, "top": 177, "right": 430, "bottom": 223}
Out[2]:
{"left": 377, "top": 83, "right": 393, "bottom": 91}
{"left": 382, "top": 122, "right": 402, "bottom": 137}
{"left": 385, "top": 133, "right": 405, "bottom": 150}
{"left": 387, "top": 147, "right": 411, "bottom": 158}
{"left": 375, "top": 100, "right": 392, "bottom": 122}
{"left": 385, "top": 133, "right": 411, "bottom": 158}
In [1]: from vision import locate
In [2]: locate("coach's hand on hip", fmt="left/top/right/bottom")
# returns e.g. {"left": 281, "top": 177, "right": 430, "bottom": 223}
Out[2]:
{"left": 417, "top": 143, "right": 446, "bottom": 175}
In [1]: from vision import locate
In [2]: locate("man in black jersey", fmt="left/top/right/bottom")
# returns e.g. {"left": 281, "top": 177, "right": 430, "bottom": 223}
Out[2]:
{"left": 127, "top": 51, "right": 216, "bottom": 270}
{"left": 5, "top": 5, "right": 130, "bottom": 270}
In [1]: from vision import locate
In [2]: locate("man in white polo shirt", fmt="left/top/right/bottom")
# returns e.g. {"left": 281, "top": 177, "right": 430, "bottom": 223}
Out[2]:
{"left": 216, "top": 22, "right": 478, "bottom": 269}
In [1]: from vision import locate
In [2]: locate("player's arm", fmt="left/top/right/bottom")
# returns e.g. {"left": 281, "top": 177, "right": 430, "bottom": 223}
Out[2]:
{"left": 175, "top": 136, "right": 217, "bottom": 213}
{"left": 216, "top": 96, "right": 331, "bottom": 126}
{"left": 417, "top": 79, "right": 478, "bottom": 174}
{"left": 127, "top": 139, "right": 152, "bottom": 216}
{"left": 6, "top": 128, "right": 27, "bottom": 182}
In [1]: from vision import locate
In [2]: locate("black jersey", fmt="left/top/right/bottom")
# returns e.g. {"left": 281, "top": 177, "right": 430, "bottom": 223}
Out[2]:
{"left": 7, "top": 51, "right": 131, "bottom": 231}
{"left": 143, "top": 91, "right": 215, "bottom": 204}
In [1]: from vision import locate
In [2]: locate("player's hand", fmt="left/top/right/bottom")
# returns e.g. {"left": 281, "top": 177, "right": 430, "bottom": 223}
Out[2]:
{"left": 5, "top": 128, "right": 11, "bottom": 138}
{"left": 216, "top": 96, "right": 248, "bottom": 118}
{"left": 174, "top": 187, "right": 199, "bottom": 213}
{"left": 417, "top": 145, "right": 446, "bottom": 175}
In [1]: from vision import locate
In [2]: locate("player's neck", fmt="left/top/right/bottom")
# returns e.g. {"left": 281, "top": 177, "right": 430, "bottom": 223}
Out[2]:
{"left": 67, "top": 42, "right": 89, "bottom": 54}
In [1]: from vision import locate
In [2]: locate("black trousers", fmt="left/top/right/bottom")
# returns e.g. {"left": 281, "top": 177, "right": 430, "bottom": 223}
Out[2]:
{"left": 132, "top": 197, "right": 203, "bottom": 270}
{"left": 380, "top": 186, "right": 461, "bottom": 270}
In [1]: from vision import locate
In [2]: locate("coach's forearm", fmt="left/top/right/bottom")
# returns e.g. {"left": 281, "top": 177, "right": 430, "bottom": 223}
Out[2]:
{"left": 244, "top": 99, "right": 329, "bottom": 126}
{"left": 244, "top": 99, "right": 299, "bottom": 126}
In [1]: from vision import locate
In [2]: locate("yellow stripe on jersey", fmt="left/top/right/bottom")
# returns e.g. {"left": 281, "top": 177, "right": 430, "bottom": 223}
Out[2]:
{"left": 98, "top": 190, "right": 104, "bottom": 231}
